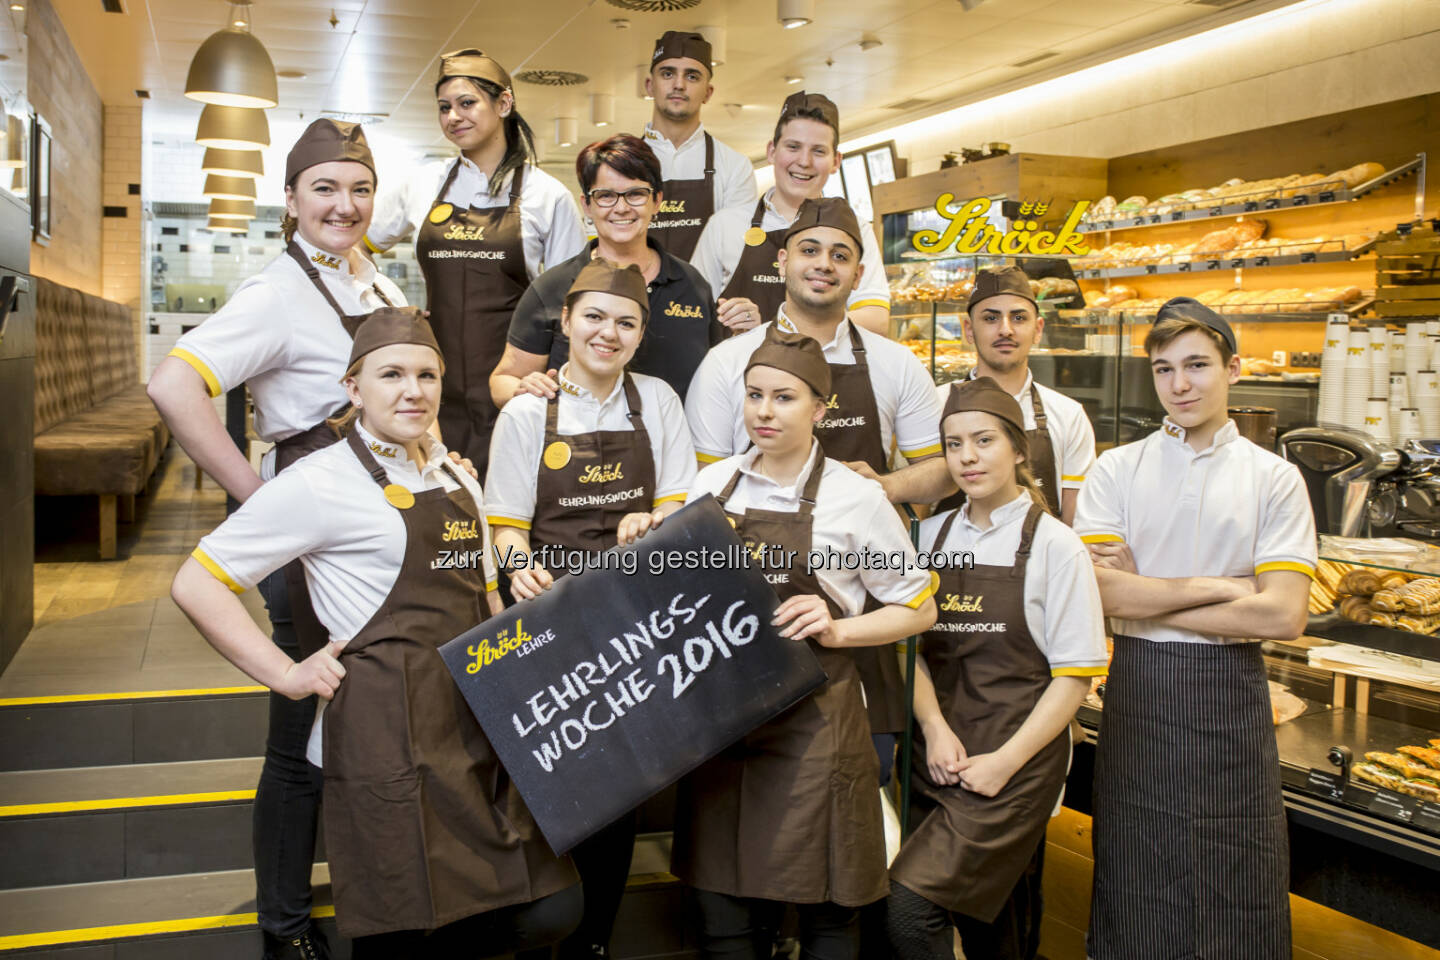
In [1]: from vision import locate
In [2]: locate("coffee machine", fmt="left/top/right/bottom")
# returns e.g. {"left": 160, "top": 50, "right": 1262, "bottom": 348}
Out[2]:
{"left": 1280, "top": 425, "right": 1440, "bottom": 540}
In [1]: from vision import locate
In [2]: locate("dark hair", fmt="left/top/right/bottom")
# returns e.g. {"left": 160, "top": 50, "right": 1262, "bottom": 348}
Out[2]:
{"left": 773, "top": 108, "right": 839, "bottom": 151}
{"left": 1143, "top": 315, "right": 1234, "bottom": 363}
{"left": 563, "top": 290, "right": 648, "bottom": 329}
{"left": 575, "top": 134, "right": 663, "bottom": 195}
{"left": 436, "top": 76, "right": 536, "bottom": 194}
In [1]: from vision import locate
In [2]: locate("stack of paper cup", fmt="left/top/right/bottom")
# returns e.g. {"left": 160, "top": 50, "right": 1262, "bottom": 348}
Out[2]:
{"left": 1398, "top": 408, "right": 1422, "bottom": 442}
{"left": 1370, "top": 326, "right": 1390, "bottom": 395}
{"left": 1318, "top": 314, "right": 1352, "bottom": 425}
{"left": 1344, "top": 327, "right": 1373, "bottom": 430}
{"left": 1390, "top": 373, "right": 1410, "bottom": 425}
{"left": 1416, "top": 370, "right": 1440, "bottom": 436}
{"left": 1407, "top": 323, "right": 1430, "bottom": 385}
{"left": 1429, "top": 334, "right": 1440, "bottom": 373}
{"left": 1391, "top": 328, "right": 1407, "bottom": 373}
{"left": 1364, "top": 398, "right": 1392, "bottom": 444}
{"left": 1428, "top": 320, "right": 1440, "bottom": 339}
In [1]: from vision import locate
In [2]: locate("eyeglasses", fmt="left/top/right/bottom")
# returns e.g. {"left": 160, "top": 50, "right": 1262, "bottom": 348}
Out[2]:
{"left": 587, "top": 187, "right": 655, "bottom": 208}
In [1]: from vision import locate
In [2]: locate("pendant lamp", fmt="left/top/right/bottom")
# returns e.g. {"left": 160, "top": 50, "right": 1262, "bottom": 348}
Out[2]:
{"left": 203, "top": 175, "right": 258, "bottom": 201}
{"left": 185, "top": 2, "right": 278, "bottom": 108}
{"left": 554, "top": 117, "right": 578, "bottom": 148}
{"left": 591, "top": 93, "right": 614, "bottom": 128}
{"left": 196, "top": 104, "right": 270, "bottom": 149}
{"left": 208, "top": 217, "right": 249, "bottom": 232}
{"left": 209, "top": 198, "right": 257, "bottom": 219}
{"left": 202, "top": 147, "right": 263, "bottom": 178}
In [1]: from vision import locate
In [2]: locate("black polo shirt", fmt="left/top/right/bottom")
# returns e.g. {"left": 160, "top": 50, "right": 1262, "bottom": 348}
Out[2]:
{"left": 507, "top": 236, "right": 721, "bottom": 400}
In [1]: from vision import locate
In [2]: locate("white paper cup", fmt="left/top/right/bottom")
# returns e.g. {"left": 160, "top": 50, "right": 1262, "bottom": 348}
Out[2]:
{"left": 1390, "top": 329, "right": 1406, "bottom": 372}
{"left": 1364, "top": 398, "right": 1392, "bottom": 444}
{"left": 1398, "top": 408, "right": 1422, "bottom": 441}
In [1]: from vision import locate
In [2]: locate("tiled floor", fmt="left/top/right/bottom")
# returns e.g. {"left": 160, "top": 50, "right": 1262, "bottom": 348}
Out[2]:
{"left": 5, "top": 446, "right": 265, "bottom": 699}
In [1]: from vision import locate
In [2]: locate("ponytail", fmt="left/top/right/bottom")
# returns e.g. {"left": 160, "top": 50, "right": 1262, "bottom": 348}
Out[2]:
{"left": 442, "top": 77, "right": 537, "bottom": 195}
{"left": 325, "top": 358, "right": 364, "bottom": 437}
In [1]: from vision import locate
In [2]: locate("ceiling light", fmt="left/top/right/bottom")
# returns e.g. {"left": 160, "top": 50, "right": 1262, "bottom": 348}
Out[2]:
{"left": 276, "top": 69, "right": 306, "bottom": 80}
{"left": 8, "top": 3, "right": 24, "bottom": 10}
{"left": 785, "top": 75, "right": 804, "bottom": 85}
{"left": 207, "top": 217, "right": 248, "bottom": 232}
{"left": 591, "top": 93, "right": 615, "bottom": 128}
{"left": 695, "top": 24, "right": 727, "bottom": 66}
{"left": 184, "top": 1, "right": 278, "bottom": 108}
{"left": 210, "top": 198, "right": 257, "bottom": 219}
{"left": 635, "top": 64, "right": 652, "bottom": 101}
{"left": 859, "top": 37, "right": 883, "bottom": 51}
{"left": 554, "top": 117, "right": 577, "bottom": 148}
{"left": 202, "top": 147, "right": 263, "bottom": 178}
{"left": 195, "top": 103, "right": 270, "bottom": 149}
{"left": 777, "top": 0, "right": 813, "bottom": 29}
{"left": 134, "top": 89, "right": 150, "bottom": 98}
{"left": 203, "top": 174, "right": 257, "bottom": 201}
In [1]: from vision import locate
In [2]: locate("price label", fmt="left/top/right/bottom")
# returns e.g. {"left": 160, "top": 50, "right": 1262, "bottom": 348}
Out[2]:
{"left": 1209, "top": 206, "right": 1223, "bottom": 217}
{"left": 1129, "top": 218, "right": 1146, "bottom": 228}
{"left": 1206, "top": 259, "right": 1222, "bottom": 271}
{"left": 1170, "top": 211, "right": 1185, "bottom": 222}
{"left": 1368, "top": 788, "right": 1421, "bottom": 825}
{"left": 1415, "top": 802, "right": 1440, "bottom": 836}
{"left": 1148, "top": 214, "right": 1162, "bottom": 224}
{"left": 1306, "top": 767, "right": 1345, "bottom": 801}
{"left": 1230, "top": 258, "right": 1245, "bottom": 269}
{"left": 1318, "top": 191, "right": 1336, "bottom": 203}
{"left": 1085, "top": 269, "right": 1101, "bottom": 279}
{"left": 1301, "top": 252, "right": 1317, "bottom": 263}
{"left": 1294, "top": 195, "right": 1310, "bottom": 206}
{"left": 1099, "top": 220, "right": 1112, "bottom": 231}
{"left": 1264, "top": 198, "right": 1281, "bottom": 210}
{"left": 1255, "top": 256, "right": 1270, "bottom": 267}
{"left": 1145, "top": 264, "right": 1159, "bottom": 275}
{"left": 1243, "top": 201, "right": 1260, "bottom": 212}
{"left": 1178, "top": 262, "right": 1193, "bottom": 272}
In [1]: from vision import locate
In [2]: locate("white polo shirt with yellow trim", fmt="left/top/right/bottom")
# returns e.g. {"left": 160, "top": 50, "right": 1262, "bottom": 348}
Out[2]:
{"left": 642, "top": 122, "right": 757, "bottom": 220}
{"left": 191, "top": 422, "right": 499, "bottom": 766}
{"left": 484, "top": 367, "right": 697, "bottom": 530}
{"left": 167, "top": 236, "right": 405, "bottom": 463}
{"left": 689, "top": 187, "right": 890, "bottom": 316}
{"left": 1073, "top": 417, "right": 1317, "bottom": 645}
{"left": 920, "top": 490, "right": 1108, "bottom": 677}
{"left": 685, "top": 310, "right": 943, "bottom": 465}
{"left": 690, "top": 441, "right": 939, "bottom": 617}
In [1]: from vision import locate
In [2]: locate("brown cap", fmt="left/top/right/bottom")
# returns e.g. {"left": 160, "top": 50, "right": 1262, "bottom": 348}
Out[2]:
{"left": 967, "top": 265, "right": 1037, "bottom": 314}
{"left": 745, "top": 326, "right": 831, "bottom": 397}
{"left": 651, "top": 31, "right": 712, "bottom": 72}
{"left": 285, "top": 118, "right": 375, "bottom": 188}
{"left": 941, "top": 376, "right": 1024, "bottom": 437}
{"left": 783, "top": 196, "right": 864, "bottom": 249}
{"left": 437, "top": 48, "right": 513, "bottom": 91}
{"left": 778, "top": 90, "right": 839, "bottom": 138}
{"left": 1154, "top": 296, "right": 1237, "bottom": 354}
{"left": 346, "top": 307, "right": 443, "bottom": 373}
{"left": 567, "top": 257, "right": 650, "bottom": 323}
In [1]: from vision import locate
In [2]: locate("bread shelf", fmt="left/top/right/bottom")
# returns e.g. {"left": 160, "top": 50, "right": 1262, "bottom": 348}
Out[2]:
{"left": 1304, "top": 613, "right": 1440, "bottom": 663}
{"left": 1076, "top": 244, "right": 1372, "bottom": 280}
{"left": 1075, "top": 156, "right": 1425, "bottom": 235}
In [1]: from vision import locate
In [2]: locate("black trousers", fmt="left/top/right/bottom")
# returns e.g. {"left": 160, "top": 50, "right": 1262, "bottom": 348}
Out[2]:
{"left": 254, "top": 571, "right": 323, "bottom": 937}
{"left": 694, "top": 890, "right": 859, "bottom": 960}
{"left": 886, "top": 838, "right": 1046, "bottom": 960}
{"left": 350, "top": 883, "right": 583, "bottom": 960}
{"left": 549, "top": 809, "right": 637, "bottom": 958}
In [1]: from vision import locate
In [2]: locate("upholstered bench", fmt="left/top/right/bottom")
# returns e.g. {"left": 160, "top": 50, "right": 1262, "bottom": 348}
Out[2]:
{"left": 33, "top": 278, "right": 170, "bottom": 559}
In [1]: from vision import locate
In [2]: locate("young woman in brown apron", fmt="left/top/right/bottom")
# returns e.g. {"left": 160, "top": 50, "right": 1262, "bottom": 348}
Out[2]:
{"left": 660, "top": 328, "right": 937, "bottom": 959}
{"left": 887, "top": 377, "right": 1107, "bottom": 960}
{"left": 149, "top": 119, "right": 406, "bottom": 960}
{"left": 171, "top": 309, "right": 579, "bottom": 959}
{"left": 365, "top": 49, "right": 587, "bottom": 478}
{"left": 484, "top": 260, "right": 696, "bottom": 960}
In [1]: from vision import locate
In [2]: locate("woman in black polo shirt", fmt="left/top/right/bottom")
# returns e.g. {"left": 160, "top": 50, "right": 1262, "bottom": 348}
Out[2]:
{"left": 490, "top": 134, "right": 721, "bottom": 405}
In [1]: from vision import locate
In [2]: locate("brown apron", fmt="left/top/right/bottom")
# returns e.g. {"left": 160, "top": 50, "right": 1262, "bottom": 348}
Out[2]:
{"left": 672, "top": 447, "right": 888, "bottom": 907}
{"left": 937, "top": 382, "right": 1061, "bottom": 517}
{"left": 889, "top": 502, "right": 1069, "bottom": 921}
{"left": 322, "top": 428, "right": 576, "bottom": 939}
{"left": 650, "top": 132, "right": 715, "bottom": 261}
{"left": 718, "top": 197, "right": 787, "bottom": 327}
{"left": 531, "top": 374, "right": 657, "bottom": 554}
{"left": 274, "top": 240, "right": 395, "bottom": 657}
{"left": 417, "top": 160, "right": 529, "bottom": 476}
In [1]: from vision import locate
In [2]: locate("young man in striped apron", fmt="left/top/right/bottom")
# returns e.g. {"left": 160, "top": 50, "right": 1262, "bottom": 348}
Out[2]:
{"left": 1073, "top": 297, "right": 1316, "bottom": 960}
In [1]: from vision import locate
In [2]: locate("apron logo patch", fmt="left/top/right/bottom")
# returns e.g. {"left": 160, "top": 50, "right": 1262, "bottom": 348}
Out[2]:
{"left": 466, "top": 618, "right": 556, "bottom": 674}
{"left": 310, "top": 251, "right": 341, "bottom": 269}
{"left": 368, "top": 441, "right": 397, "bottom": 458}
{"left": 383, "top": 483, "right": 416, "bottom": 510}
{"left": 543, "top": 441, "right": 573, "bottom": 470}
{"left": 940, "top": 593, "right": 984, "bottom": 613}
{"left": 744, "top": 226, "right": 767, "bottom": 247}
{"left": 664, "top": 302, "right": 704, "bottom": 318}
{"left": 429, "top": 203, "right": 454, "bottom": 224}
{"left": 443, "top": 519, "right": 480, "bottom": 542}
{"left": 579, "top": 462, "right": 624, "bottom": 483}
{"left": 443, "top": 222, "right": 487, "bottom": 242}
{"left": 1163, "top": 421, "right": 1184, "bottom": 440}
{"left": 825, "top": 394, "right": 840, "bottom": 410}
{"left": 658, "top": 199, "right": 686, "bottom": 213}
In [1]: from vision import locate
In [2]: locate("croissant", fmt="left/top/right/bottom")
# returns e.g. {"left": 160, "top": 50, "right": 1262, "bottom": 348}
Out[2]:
{"left": 1338, "top": 568, "right": 1382, "bottom": 596}
{"left": 1339, "top": 596, "right": 1373, "bottom": 623}
{"left": 1379, "top": 573, "right": 1411, "bottom": 590}
{"left": 1370, "top": 589, "right": 1403, "bottom": 612}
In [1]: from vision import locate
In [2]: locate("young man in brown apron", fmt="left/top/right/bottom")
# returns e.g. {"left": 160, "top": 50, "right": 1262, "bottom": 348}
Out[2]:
{"left": 364, "top": 48, "right": 587, "bottom": 477}
{"left": 689, "top": 92, "right": 891, "bottom": 335}
{"left": 1075, "top": 298, "right": 1316, "bottom": 960}
{"left": 670, "top": 327, "right": 938, "bottom": 959}
{"left": 171, "top": 309, "right": 579, "bottom": 959}
{"left": 887, "top": 377, "right": 1107, "bottom": 960}
{"left": 149, "top": 119, "right": 405, "bottom": 960}
{"left": 484, "top": 260, "right": 696, "bottom": 959}
{"left": 641, "top": 30, "right": 756, "bottom": 261}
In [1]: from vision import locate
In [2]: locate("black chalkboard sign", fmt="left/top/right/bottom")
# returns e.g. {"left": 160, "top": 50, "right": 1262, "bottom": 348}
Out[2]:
{"left": 439, "top": 496, "right": 827, "bottom": 854}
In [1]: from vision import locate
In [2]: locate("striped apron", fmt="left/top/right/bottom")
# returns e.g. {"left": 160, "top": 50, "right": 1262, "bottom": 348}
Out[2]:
{"left": 1087, "top": 635, "right": 1290, "bottom": 960}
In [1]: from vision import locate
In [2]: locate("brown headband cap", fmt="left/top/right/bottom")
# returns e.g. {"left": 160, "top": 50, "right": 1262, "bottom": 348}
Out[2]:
{"left": 745, "top": 326, "right": 831, "bottom": 397}
{"left": 567, "top": 257, "right": 651, "bottom": 322}
{"left": 285, "top": 118, "right": 375, "bottom": 188}
{"left": 651, "top": 30, "right": 712, "bottom": 71}
{"left": 437, "top": 48, "right": 513, "bottom": 92}
{"left": 346, "top": 307, "right": 443, "bottom": 373}
{"left": 941, "top": 376, "right": 1025, "bottom": 436}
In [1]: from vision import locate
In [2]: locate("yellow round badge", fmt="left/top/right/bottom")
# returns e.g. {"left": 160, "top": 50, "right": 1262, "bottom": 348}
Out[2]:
{"left": 743, "top": 226, "right": 767, "bottom": 247}
{"left": 383, "top": 484, "right": 416, "bottom": 510}
{"left": 428, "top": 203, "right": 454, "bottom": 224}
{"left": 543, "top": 441, "right": 572, "bottom": 470}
